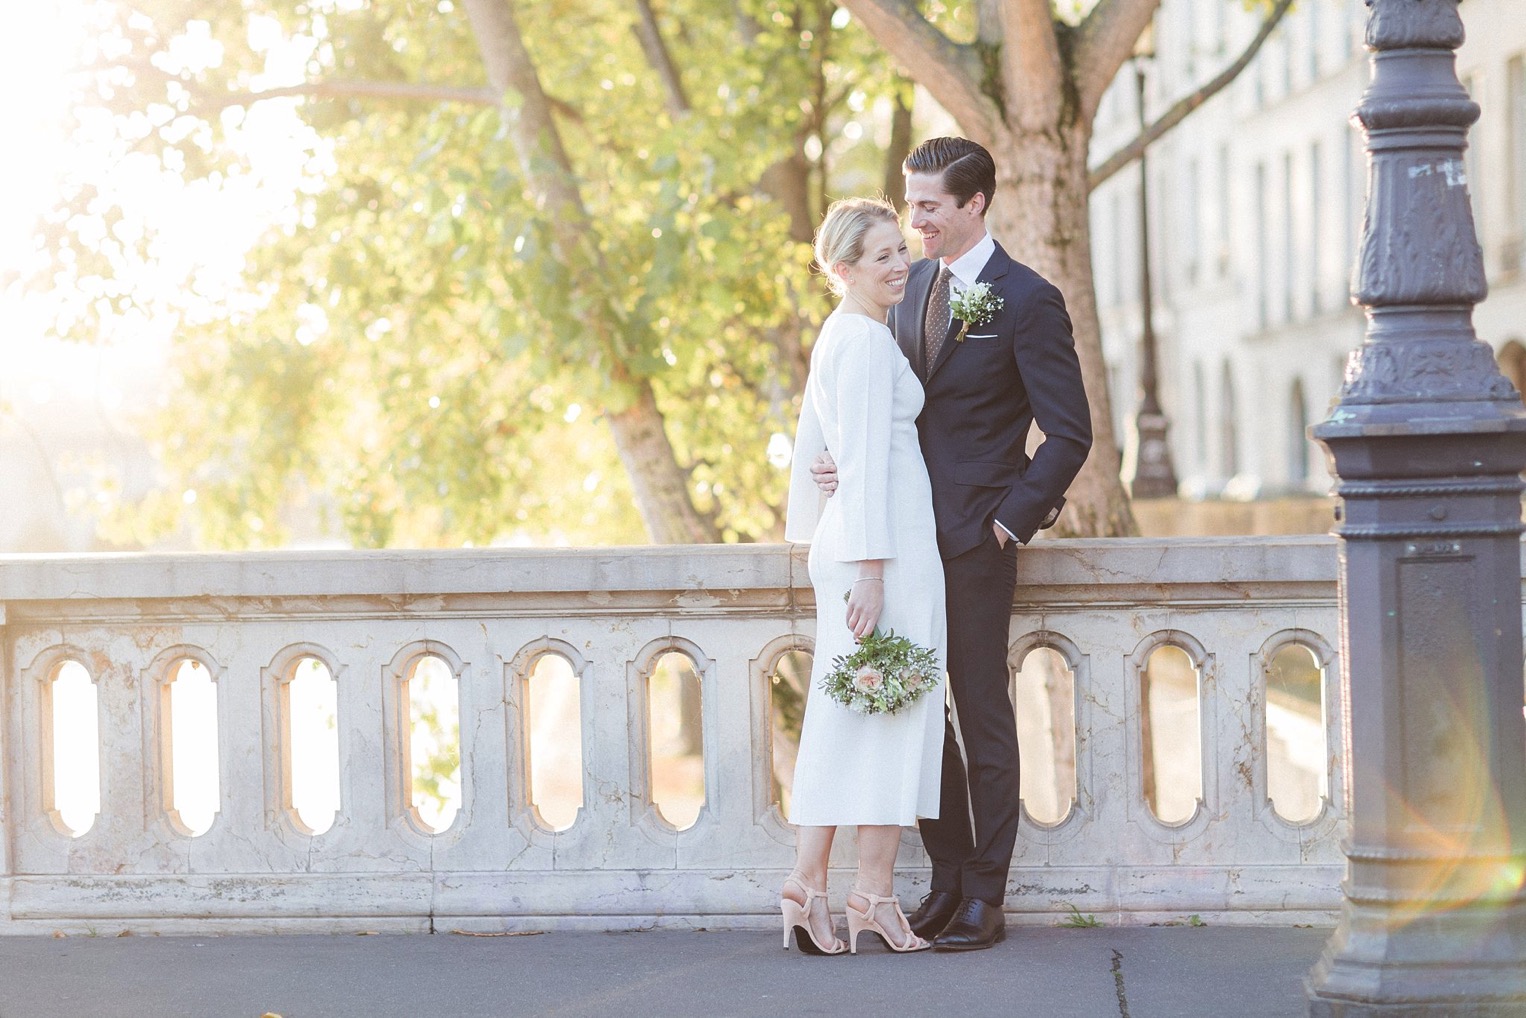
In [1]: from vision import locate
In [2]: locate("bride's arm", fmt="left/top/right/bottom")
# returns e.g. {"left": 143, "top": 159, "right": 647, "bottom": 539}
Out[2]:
{"left": 784, "top": 382, "right": 828, "bottom": 543}
{"left": 826, "top": 323, "right": 897, "bottom": 563}
{"left": 831, "top": 323, "right": 897, "bottom": 637}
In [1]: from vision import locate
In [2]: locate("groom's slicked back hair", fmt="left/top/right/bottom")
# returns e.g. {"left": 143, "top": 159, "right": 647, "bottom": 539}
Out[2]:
{"left": 903, "top": 137, "right": 996, "bottom": 216}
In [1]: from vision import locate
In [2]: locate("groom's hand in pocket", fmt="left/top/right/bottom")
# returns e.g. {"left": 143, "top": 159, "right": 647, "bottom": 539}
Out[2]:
{"left": 811, "top": 452, "right": 838, "bottom": 496}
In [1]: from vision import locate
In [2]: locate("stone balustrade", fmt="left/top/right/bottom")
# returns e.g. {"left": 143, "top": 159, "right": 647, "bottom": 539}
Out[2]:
{"left": 0, "top": 538, "right": 1351, "bottom": 934}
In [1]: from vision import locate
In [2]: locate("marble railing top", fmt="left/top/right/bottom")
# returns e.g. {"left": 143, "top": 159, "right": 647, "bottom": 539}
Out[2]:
{"left": 0, "top": 537, "right": 1345, "bottom": 617}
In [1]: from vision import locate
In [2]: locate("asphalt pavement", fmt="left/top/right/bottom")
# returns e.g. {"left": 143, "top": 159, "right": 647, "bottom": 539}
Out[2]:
{"left": 0, "top": 924, "right": 1334, "bottom": 1018}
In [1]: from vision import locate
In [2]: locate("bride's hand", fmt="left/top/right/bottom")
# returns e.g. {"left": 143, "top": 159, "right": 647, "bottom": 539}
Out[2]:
{"left": 811, "top": 452, "right": 838, "bottom": 496}
{"left": 846, "top": 577, "right": 883, "bottom": 640}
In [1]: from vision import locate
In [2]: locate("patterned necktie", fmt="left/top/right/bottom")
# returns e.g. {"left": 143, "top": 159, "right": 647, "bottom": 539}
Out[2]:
{"left": 923, "top": 263, "right": 953, "bottom": 370}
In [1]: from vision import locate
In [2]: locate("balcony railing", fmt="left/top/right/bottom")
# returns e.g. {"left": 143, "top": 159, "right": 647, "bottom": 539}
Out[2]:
{"left": 0, "top": 537, "right": 1348, "bottom": 933}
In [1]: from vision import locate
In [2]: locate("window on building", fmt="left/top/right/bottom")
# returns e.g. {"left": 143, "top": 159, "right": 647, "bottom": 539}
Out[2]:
{"left": 1221, "top": 361, "right": 1240, "bottom": 479}
{"left": 1119, "top": 187, "right": 1134, "bottom": 305}
{"left": 1092, "top": 193, "right": 1112, "bottom": 307}
{"left": 1185, "top": 156, "right": 1201, "bottom": 287}
{"left": 1193, "top": 361, "right": 1208, "bottom": 472}
{"left": 1288, "top": 378, "right": 1309, "bottom": 486}
{"left": 1281, "top": 23, "right": 1293, "bottom": 98}
{"left": 1109, "top": 362, "right": 1126, "bottom": 445}
{"left": 1113, "top": 190, "right": 1128, "bottom": 306}
{"left": 1506, "top": 56, "right": 1526, "bottom": 273}
{"left": 1218, "top": 144, "right": 1232, "bottom": 279}
{"left": 1154, "top": 163, "right": 1170, "bottom": 302}
{"left": 1310, "top": 140, "right": 1323, "bottom": 316}
{"left": 1283, "top": 151, "right": 1295, "bottom": 323}
{"left": 1183, "top": 0, "right": 1197, "bottom": 82}
{"left": 1254, "top": 32, "right": 1267, "bottom": 109}
{"left": 1255, "top": 161, "right": 1269, "bottom": 329}
{"left": 1308, "top": 0, "right": 1321, "bottom": 82}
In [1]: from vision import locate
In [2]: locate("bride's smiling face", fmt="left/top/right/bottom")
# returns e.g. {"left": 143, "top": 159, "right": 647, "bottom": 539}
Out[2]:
{"left": 839, "top": 220, "right": 910, "bottom": 314}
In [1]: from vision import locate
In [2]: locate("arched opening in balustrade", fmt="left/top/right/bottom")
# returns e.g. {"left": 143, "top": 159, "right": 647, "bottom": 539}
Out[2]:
{"left": 284, "top": 656, "right": 341, "bottom": 835}
{"left": 165, "top": 658, "right": 221, "bottom": 836}
{"left": 1264, "top": 641, "right": 1328, "bottom": 824}
{"left": 767, "top": 647, "right": 812, "bottom": 815}
{"left": 406, "top": 653, "right": 461, "bottom": 834}
{"left": 45, "top": 659, "right": 100, "bottom": 838}
{"left": 1140, "top": 642, "right": 1203, "bottom": 826}
{"left": 525, "top": 651, "right": 583, "bottom": 831}
{"left": 647, "top": 650, "right": 705, "bottom": 830}
{"left": 1012, "top": 644, "right": 1076, "bottom": 826}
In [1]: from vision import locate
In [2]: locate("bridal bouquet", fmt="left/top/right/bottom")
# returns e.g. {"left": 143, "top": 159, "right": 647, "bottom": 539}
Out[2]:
{"left": 820, "top": 623, "right": 942, "bottom": 716}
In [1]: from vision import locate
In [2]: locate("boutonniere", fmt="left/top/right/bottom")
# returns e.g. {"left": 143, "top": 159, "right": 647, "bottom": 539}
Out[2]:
{"left": 949, "top": 283, "right": 1004, "bottom": 342}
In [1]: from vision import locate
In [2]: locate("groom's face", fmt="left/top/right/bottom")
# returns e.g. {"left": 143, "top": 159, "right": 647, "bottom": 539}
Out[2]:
{"left": 905, "top": 170, "right": 986, "bottom": 264}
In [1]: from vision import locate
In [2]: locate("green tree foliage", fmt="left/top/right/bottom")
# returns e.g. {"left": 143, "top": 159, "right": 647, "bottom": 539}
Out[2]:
{"left": 38, "top": 0, "right": 901, "bottom": 548}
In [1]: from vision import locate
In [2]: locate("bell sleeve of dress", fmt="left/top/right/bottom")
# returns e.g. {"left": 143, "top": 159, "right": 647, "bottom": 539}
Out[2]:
{"left": 826, "top": 321, "right": 897, "bottom": 562}
{"left": 784, "top": 376, "right": 827, "bottom": 544}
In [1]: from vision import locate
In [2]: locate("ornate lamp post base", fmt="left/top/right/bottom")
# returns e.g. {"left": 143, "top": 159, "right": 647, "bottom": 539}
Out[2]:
{"left": 1306, "top": 424, "right": 1526, "bottom": 1017}
{"left": 1310, "top": 902, "right": 1526, "bottom": 1016}
{"left": 1128, "top": 410, "right": 1177, "bottom": 499}
{"left": 1305, "top": 2, "right": 1526, "bottom": 1014}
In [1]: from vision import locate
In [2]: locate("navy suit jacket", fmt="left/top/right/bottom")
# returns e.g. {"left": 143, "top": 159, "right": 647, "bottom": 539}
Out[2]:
{"left": 888, "top": 242, "right": 1092, "bottom": 559}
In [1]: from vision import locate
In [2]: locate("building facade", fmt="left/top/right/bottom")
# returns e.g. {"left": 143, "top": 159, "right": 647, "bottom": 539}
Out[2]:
{"left": 1090, "top": 0, "right": 1526, "bottom": 500}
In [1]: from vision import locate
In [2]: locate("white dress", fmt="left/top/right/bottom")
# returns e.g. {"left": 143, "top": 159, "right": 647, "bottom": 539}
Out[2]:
{"left": 784, "top": 311, "right": 947, "bottom": 827}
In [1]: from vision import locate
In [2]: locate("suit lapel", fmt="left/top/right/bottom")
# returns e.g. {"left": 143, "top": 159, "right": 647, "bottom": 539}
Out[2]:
{"left": 925, "top": 242, "right": 1014, "bottom": 384}
{"left": 898, "top": 259, "right": 936, "bottom": 380}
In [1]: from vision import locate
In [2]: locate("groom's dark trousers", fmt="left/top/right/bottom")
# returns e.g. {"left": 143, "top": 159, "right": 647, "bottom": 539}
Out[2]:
{"left": 926, "top": 533, "right": 1021, "bottom": 905}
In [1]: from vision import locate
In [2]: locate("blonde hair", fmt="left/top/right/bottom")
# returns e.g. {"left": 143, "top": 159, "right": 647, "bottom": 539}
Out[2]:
{"left": 813, "top": 197, "right": 900, "bottom": 296}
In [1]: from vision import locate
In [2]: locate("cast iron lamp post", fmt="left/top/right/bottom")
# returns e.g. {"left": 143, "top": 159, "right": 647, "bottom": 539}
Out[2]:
{"left": 1305, "top": 0, "right": 1526, "bottom": 1013}
{"left": 1128, "top": 25, "right": 1179, "bottom": 499}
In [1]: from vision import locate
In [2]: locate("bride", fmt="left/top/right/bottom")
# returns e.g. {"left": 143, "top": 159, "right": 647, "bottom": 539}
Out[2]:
{"left": 781, "top": 197, "right": 947, "bottom": 955}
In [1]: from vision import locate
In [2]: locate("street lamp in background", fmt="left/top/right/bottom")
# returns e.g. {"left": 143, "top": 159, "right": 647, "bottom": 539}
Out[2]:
{"left": 1128, "top": 24, "right": 1179, "bottom": 499}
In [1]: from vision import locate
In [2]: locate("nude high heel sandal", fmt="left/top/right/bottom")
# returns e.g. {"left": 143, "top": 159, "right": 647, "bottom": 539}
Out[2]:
{"left": 846, "top": 889, "right": 932, "bottom": 954}
{"left": 780, "top": 874, "right": 846, "bottom": 955}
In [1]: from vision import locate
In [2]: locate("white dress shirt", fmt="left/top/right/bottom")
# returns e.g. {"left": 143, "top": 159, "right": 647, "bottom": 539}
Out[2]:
{"left": 945, "top": 231, "right": 996, "bottom": 300}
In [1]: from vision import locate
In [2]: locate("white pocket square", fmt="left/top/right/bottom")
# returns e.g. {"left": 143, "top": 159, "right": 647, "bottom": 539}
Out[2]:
{"left": 964, "top": 333, "right": 998, "bottom": 340}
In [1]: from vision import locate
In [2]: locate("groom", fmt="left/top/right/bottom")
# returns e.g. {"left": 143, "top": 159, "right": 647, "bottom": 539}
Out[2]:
{"left": 813, "top": 137, "right": 1091, "bottom": 950}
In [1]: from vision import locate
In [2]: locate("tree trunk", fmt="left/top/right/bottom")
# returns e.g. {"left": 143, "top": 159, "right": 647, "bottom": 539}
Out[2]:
{"left": 762, "top": 150, "right": 816, "bottom": 245}
{"left": 882, "top": 80, "right": 913, "bottom": 207}
{"left": 607, "top": 381, "right": 721, "bottom": 543}
{"left": 984, "top": 126, "right": 1139, "bottom": 537}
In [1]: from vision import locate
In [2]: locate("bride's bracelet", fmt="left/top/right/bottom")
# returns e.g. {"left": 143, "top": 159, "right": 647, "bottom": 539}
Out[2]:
{"left": 852, "top": 577, "right": 883, "bottom": 585}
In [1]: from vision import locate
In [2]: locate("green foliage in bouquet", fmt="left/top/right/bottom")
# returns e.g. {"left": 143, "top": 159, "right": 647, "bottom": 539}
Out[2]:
{"left": 820, "top": 628, "right": 941, "bottom": 716}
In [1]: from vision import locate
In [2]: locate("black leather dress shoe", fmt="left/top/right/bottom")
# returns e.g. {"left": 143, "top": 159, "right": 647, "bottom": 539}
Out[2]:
{"left": 933, "top": 898, "right": 1007, "bottom": 951}
{"left": 907, "top": 890, "right": 961, "bottom": 939}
